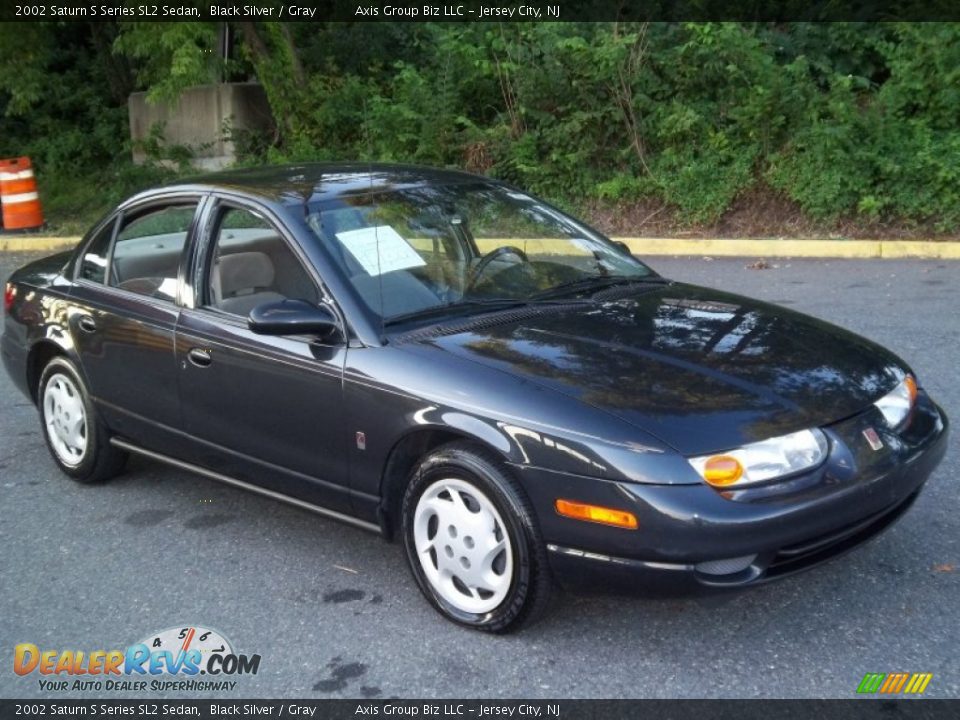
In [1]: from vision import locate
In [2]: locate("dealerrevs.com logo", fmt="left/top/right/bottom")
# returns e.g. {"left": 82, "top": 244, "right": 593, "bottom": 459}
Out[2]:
{"left": 14, "top": 626, "right": 261, "bottom": 693}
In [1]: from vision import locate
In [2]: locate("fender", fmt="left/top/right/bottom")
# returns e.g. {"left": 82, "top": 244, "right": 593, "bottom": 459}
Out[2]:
{"left": 16, "top": 295, "right": 86, "bottom": 402}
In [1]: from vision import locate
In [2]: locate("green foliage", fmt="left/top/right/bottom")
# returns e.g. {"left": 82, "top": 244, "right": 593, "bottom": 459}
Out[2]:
{"left": 113, "top": 22, "right": 224, "bottom": 101}
{"left": 0, "top": 22, "right": 128, "bottom": 172}
{"left": 0, "top": 22, "right": 149, "bottom": 232}
{"left": 768, "top": 23, "right": 960, "bottom": 227}
{"left": 41, "top": 163, "right": 176, "bottom": 235}
{"left": 134, "top": 121, "right": 198, "bottom": 170}
{"left": 2, "top": 21, "right": 959, "bottom": 234}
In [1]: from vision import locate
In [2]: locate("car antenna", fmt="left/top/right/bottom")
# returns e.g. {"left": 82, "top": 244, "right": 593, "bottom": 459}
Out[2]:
{"left": 370, "top": 163, "right": 387, "bottom": 343}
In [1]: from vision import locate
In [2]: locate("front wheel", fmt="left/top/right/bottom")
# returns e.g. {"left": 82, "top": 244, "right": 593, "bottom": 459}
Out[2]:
{"left": 401, "top": 441, "right": 551, "bottom": 632}
{"left": 38, "top": 356, "right": 127, "bottom": 483}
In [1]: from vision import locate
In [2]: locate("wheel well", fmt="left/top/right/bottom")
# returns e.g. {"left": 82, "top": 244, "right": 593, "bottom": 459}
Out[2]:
{"left": 26, "top": 342, "right": 65, "bottom": 404}
{"left": 379, "top": 428, "right": 473, "bottom": 540}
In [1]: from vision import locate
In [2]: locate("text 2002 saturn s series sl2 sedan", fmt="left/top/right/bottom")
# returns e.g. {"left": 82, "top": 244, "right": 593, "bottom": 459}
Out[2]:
{"left": 2, "top": 164, "right": 948, "bottom": 631}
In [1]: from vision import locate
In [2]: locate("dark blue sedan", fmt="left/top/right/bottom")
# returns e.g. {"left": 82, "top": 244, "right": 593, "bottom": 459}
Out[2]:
{"left": 2, "top": 164, "right": 948, "bottom": 631}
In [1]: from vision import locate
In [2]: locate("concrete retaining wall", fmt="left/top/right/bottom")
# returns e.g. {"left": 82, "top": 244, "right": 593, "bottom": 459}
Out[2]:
{"left": 128, "top": 83, "right": 273, "bottom": 170}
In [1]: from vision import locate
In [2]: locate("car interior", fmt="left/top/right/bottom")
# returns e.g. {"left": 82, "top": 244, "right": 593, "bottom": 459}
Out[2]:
{"left": 307, "top": 205, "right": 534, "bottom": 319}
{"left": 105, "top": 205, "right": 320, "bottom": 313}
{"left": 108, "top": 204, "right": 196, "bottom": 302}
{"left": 207, "top": 225, "right": 320, "bottom": 315}
{"left": 111, "top": 231, "right": 187, "bottom": 301}
{"left": 102, "top": 201, "right": 524, "bottom": 321}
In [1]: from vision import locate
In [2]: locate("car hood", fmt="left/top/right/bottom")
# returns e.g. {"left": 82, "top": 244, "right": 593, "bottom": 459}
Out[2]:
{"left": 423, "top": 282, "right": 906, "bottom": 455}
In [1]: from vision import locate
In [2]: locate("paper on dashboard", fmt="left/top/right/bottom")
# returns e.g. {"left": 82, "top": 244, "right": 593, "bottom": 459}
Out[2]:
{"left": 335, "top": 226, "right": 427, "bottom": 276}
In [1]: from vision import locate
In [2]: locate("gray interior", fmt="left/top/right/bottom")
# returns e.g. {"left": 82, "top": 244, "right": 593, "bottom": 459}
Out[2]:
{"left": 112, "top": 231, "right": 185, "bottom": 294}
{"left": 107, "top": 223, "right": 468, "bottom": 318}
{"left": 209, "top": 229, "right": 319, "bottom": 314}
{"left": 109, "top": 227, "right": 319, "bottom": 313}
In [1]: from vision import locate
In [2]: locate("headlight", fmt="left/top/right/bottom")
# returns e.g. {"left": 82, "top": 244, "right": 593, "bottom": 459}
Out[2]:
{"left": 874, "top": 374, "right": 917, "bottom": 428}
{"left": 688, "top": 428, "right": 829, "bottom": 488}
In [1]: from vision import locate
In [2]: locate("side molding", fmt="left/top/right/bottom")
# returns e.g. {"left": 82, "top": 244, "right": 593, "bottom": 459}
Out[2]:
{"left": 110, "top": 438, "right": 381, "bottom": 534}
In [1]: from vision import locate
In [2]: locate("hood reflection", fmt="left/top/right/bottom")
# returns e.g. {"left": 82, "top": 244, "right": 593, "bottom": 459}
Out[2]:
{"left": 433, "top": 283, "right": 903, "bottom": 454}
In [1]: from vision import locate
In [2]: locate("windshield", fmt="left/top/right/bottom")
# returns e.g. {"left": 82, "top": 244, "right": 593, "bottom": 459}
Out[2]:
{"left": 305, "top": 182, "right": 655, "bottom": 324}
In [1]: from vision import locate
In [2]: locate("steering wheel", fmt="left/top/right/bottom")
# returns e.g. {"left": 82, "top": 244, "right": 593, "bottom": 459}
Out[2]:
{"left": 466, "top": 245, "right": 529, "bottom": 290}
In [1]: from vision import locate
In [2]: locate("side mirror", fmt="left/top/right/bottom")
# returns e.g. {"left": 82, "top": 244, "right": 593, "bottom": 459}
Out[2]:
{"left": 248, "top": 299, "right": 340, "bottom": 339}
{"left": 612, "top": 240, "right": 633, "bottom": 256}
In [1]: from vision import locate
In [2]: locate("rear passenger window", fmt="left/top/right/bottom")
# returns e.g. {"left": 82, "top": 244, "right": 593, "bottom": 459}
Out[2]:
{"left": 206, "top": 206, "right": 319, "bottom": 316}
{"left": 109, "top": 203, "right": 198, "bottom": 302}
{"left": 78, "top": 220, "right": 115, "bottom": 283}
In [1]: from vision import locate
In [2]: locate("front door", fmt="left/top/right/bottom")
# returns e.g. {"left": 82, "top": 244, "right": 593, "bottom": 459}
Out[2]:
{"left": 174, "top": 201, "right": 351, "bottom": 512}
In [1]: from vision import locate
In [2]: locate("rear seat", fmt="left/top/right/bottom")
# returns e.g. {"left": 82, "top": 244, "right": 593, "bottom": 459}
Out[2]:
{"left": 112, "top": 232, "right": 185, "bottom": 286}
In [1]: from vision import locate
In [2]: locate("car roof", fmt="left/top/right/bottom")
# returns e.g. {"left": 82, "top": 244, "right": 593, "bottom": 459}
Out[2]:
{"left": 166, "top": 162, "right": 493, "bottom": 206}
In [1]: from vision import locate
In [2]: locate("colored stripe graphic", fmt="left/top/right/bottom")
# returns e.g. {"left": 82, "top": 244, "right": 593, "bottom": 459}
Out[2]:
{"left": 905, "top": 673, "right": 933, "bottom": 694}
{"left": 858, "top": 672, "right": 932, "bottom": 694}
{"left": 857, "top": 674, "right": 886, "bottom": 693}
{"left": 884, "top": 673, "right": 909, "bottom": 693}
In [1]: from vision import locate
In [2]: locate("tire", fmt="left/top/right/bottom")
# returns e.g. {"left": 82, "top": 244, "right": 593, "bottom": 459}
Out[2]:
{"left": 38, "top": 356, "right": 127, "bottom": 483}
{"left": 401, "top": 440, "right": 552, "bottom": 632}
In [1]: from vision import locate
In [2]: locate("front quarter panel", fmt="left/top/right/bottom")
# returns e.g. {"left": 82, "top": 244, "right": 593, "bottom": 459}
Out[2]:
{"left": 343, "top": 341, "right": 686, "bottom": 524}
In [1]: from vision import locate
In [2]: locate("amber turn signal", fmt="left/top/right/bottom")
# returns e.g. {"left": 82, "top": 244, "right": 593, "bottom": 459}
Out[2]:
{"left": 555, "top": 499, "right": 638, "bottom": 529}
{"left": 702, "top": 455, "right": 744, "bottom": 487}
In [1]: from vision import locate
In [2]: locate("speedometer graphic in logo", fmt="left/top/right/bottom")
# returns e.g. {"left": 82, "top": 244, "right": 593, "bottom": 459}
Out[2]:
{"left": 137, "top": 626, "right": 233, "bottom": 669}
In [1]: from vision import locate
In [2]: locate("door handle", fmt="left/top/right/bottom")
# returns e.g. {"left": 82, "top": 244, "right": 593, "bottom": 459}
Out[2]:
{"left": 187, "top": 348, "right": 212, "bottom": 367}
{"left": 77, "top": 316, "right": 97, "bottom": 333}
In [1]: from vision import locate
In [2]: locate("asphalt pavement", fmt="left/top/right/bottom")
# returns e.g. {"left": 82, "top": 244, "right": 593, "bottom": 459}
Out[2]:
{"left": 0, "top": 251, "right": 956, "bottom": 699}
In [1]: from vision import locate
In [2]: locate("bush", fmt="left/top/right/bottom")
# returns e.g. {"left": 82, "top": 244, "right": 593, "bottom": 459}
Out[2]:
{"left": 4, "top": 21, "right": 960, "bottom": 235}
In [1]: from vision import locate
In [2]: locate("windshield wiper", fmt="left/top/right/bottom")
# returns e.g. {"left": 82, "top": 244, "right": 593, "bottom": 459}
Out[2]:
{"left": 383, "top": 295, "right": 594, "bottom": 327}
{"left": 531, "top": 274, "right": 668, "bottom": 301}
{"left": 384, "top": 298, "right": 531, "bottom": 327}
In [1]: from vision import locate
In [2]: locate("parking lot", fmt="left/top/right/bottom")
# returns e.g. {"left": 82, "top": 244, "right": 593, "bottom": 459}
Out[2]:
{"left": 1, "top": 250, "right": 956, "bottom": 699}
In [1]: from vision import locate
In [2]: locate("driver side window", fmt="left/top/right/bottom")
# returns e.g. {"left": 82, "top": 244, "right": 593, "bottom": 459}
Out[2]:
{"left": 205, "top": 206, "right": 320, "bottom": 316}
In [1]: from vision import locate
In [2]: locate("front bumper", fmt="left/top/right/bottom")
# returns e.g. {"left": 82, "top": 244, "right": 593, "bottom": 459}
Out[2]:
{"left": 513, "top": 392, "right": 948, "bottom": 594}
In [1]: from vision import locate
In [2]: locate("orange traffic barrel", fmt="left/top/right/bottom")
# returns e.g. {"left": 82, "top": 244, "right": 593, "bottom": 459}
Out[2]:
{"left": 0, "top": 157, "right": 44, "bottom": 230}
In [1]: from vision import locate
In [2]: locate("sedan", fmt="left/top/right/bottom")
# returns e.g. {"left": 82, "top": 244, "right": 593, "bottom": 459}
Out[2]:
{"left": 1, "top": 164, "right": 948, "bottom": 632}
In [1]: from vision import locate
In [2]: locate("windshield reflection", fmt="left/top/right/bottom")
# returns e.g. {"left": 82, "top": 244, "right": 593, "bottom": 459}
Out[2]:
{"left": 306, "top": 183, "right": 652, "bottom": 323}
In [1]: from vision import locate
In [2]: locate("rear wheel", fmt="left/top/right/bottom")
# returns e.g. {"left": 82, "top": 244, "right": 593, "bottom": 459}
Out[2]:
{"left": 38, "top": 357, "right": 127, "bottom": 483}
{"left": 401, "top": 441, "right": 551, "bottom": 632}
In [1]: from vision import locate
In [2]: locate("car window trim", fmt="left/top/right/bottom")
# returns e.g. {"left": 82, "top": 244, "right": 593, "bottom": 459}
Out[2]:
{"left": 73, "top": 277, "right": 189, "bottom": 315}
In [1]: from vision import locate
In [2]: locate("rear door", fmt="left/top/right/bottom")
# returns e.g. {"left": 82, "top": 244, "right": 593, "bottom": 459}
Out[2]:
{"left": 69, "top": 195, "right": 204, "bottom": 450}
{"left": 173, "top": 197, "right": 352, "bottom": 512}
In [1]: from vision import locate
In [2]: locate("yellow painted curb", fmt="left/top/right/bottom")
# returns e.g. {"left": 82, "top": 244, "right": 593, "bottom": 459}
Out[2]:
{"left": 618, "top": 237, "right": 881, "bottom": 258}
{"left": 617, "top": 237, "right": 960, "bottom": 259}
{"left": 0, "top": 235, "right": 80, "bottom": 252}
{"left": 878, "top": 240, "right": 960, "bottom": 259}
